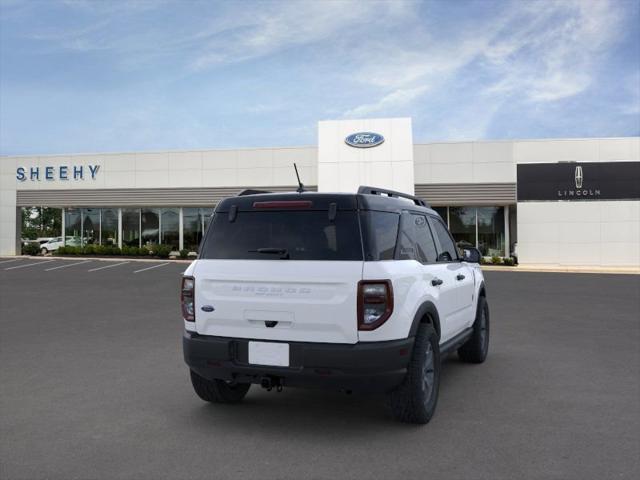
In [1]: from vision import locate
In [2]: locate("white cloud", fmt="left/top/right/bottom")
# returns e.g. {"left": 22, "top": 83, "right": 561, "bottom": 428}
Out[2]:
{"left": 343, "top": 85, "right": 428, "bottom": 118}
{"left": 190, "top": 1, "right": 415, "bottom": 71}
{"left": 342, "top": 0, "right": 626, "bottom": 134}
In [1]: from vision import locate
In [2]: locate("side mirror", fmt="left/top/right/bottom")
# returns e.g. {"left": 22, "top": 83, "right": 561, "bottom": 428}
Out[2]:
{"left": 462, "top": 247, "right": 481, "bottom": 263}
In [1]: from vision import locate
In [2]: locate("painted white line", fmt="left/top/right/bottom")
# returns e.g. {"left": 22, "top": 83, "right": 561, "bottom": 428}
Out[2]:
{"left": 87, "top": 261, "right": 129, "bottom": 272}
{"left": 5, "top": 260, "right": 56, "bottom": 270}
{"left": 0, "top": 258, "right": 23, "bottom": 265}
{"left": 133, "top": 262, "right": 170, "bottom": 274}
{"left": 45, "top": 260, "right": 91, "bottom": 271}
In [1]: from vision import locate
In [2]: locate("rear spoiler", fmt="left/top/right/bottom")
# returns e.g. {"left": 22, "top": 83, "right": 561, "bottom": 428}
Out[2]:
{"left": 357, "top": 186, "right": 429, "bottom": 208}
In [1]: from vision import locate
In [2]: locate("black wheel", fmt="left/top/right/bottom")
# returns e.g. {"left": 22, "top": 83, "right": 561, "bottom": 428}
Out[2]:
{"left": 388, "top": 323, "right": 440, "bottom": 424}
{"left": 458, "top": 296, "right": 490, "bottom": 363}
{"left": 189, "top": 370, "right": 251, "bottom": 404}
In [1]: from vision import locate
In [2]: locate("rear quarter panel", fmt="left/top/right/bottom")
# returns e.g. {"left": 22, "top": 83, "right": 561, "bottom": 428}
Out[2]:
{"left": 359, "top": 260, "right": 440, "bottom": 342}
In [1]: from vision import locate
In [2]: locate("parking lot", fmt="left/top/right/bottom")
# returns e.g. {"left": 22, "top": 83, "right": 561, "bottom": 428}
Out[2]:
{"left": 0, "top": 257, "right": 638, "bottom": 480}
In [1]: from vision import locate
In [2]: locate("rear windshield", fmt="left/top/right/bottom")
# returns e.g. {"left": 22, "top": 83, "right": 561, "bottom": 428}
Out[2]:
{"left": 200, "top": 211, "right": 363, "bottom": 261}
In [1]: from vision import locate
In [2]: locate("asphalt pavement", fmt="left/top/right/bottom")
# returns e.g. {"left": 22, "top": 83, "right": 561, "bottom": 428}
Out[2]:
{"left": 0, "top": 258, "right": 638, "bottom": 480}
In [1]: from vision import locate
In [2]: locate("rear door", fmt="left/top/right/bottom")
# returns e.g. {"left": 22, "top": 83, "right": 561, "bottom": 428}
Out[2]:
{"left": 427, "top": 215, "right": 475, "bottom": 338}
{"left": 193, "top": 203, "right": 363, "bottom": 344}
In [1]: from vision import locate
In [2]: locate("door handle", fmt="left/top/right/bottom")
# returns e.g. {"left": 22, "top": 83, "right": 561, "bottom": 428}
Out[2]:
{"left": 456, "top": 274, "right": 465, "bottom": 281}
{"left": 431, "top": 278, "right": 443, "bottom": 286}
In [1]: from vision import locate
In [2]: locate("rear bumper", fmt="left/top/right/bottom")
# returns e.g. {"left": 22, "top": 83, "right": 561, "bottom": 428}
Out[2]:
{"left": 183, "top": 331, "right": 414, "bottom": 393}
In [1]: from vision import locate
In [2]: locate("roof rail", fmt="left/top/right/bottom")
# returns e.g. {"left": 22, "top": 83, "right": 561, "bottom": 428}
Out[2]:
{"left": 357, "top": 185, "right": 429, "bottom": 207}
{"left": 237, "top": 189, "right": 272, "bottom": 196}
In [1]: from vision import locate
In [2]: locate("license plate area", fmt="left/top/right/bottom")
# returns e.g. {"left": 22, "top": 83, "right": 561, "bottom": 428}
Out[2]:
{"left": 248, "top": 341, "right": 290, "bottom": 367}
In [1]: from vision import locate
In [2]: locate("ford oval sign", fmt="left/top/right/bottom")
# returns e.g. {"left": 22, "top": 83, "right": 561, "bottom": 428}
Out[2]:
{"left": 345, "top": 132, "right": 385, "bottom": 148}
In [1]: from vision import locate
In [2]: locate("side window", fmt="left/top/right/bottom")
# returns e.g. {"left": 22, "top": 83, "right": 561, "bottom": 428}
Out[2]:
{"left": 428, "top": 216, "right": 458, "bottom": 262}
{"left": 397, "top": 213, "right": 417, "bottom": 261}
{"left": 397, "top": 212, "right": 438, "bottom": 263}
{"left": 360, "top": 211, "right": 400, "bottom": 261}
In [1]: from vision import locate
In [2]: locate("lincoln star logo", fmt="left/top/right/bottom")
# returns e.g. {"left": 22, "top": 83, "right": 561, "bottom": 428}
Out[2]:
{"left": 575, "top": 166, "right": 583, "bottom": 189}
{"left": 345, "top": 132, "right": 385, "bottom": 148}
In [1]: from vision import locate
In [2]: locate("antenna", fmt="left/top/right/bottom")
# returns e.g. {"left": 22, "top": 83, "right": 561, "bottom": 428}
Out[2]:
{"left": 294, "top": 163, "right": 305, "bottom": 193}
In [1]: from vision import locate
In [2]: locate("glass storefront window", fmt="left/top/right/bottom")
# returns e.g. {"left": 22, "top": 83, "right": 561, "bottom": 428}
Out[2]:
{"left": 183, "top": 207, "right": 202, "bottom": 252}
{"left": 449, "top": 207, "right": 476, "bottom": 249}
{"left": 141, "top": 208, "right": 160, "bottom": 247}
{"left": 64, "top": 208, "right": 82, "bottom": 246}
{"left": 160, "top": 208, "right": 179, "bottom": 250}
{"left": 202, "top": 208, "right": 214, "bottom": 231}
{"left": 122, "top": 208, "right": 140, "bottom": 247}
{"left": 101, "top": 208, "right": 118, "bottom": 246}
{"left": 432, "top": 207, "right": 447, "bottom": 224}
{"left": 477, "top": 207, "right": 505, "bottom": 256}
{"left": 82, "top": 208, "right": 100, "bottom": 245}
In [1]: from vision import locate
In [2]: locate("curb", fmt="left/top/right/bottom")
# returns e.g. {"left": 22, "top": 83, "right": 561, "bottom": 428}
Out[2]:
{"left": 481, "top": 265, "right": 640, "bottom": 275}
{"left": 1, "top": 256, "right": 193, "bottom": 264}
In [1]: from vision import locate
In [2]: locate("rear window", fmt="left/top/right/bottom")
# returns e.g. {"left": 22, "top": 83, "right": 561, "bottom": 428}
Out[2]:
{"left": 200, "top": 211, "right": 363, "bottom": 260}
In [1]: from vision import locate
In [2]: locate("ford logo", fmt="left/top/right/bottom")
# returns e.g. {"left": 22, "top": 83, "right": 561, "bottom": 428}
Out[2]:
{"left": 345, "top": 132, "right": 385, "bottom": 148}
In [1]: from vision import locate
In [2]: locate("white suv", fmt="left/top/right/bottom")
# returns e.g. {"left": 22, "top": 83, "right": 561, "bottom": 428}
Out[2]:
{"left": 182, "top": 186, "right": 489, "bottom": 424}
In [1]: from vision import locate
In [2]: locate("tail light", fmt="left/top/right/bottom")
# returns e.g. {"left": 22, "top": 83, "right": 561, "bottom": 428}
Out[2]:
{"left": 181, "top": 276, "right": 195, "bottom": 322}
{"left": 357, "top": 280, "right": 393, "bottom": 330}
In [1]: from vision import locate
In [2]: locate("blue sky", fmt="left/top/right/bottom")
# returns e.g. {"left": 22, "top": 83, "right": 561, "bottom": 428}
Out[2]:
{"left": 1, "top": 0, "right": 639, "bottom": 155}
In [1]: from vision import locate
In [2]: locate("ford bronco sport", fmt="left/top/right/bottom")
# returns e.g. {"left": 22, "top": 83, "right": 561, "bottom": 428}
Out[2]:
{"left": 182, "top": 186, "right": 489, "bottom": 424}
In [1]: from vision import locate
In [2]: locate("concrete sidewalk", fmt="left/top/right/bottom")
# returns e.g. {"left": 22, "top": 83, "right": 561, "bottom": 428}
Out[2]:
{"left": 482, "top": 264, "right": 640, "bottom": 274}
{"left": 0, "top": 255, "right": 193, "bottom": 264}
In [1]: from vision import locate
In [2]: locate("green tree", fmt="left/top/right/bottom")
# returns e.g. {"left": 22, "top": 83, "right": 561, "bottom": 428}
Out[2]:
{"left": 21, "top": 207, "right": 62, "bottom": 239}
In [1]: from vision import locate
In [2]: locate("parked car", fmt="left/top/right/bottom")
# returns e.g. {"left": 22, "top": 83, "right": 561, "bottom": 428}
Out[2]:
{"left": 182, "top": 186, "right": 489, "bottom": 424}
{"left": 40, "top": 236, "right": 81, "bottom": 254}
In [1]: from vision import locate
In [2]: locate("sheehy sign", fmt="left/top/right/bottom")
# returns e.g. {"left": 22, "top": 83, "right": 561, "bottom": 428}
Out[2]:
{"left": 516, "top": 162, "right": 640, "bottom": 201}
{"left": 16, "top": 165, "right": 100, "bottom": 182}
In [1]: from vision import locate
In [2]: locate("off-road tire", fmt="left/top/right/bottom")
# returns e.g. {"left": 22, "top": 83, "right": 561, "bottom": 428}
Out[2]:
{"left": 189, "top": 370, "right": 251, "bottom": 404}
{"left": 458, "top": 296, "right": 490, "bottom": 363}
{"left": 388, "top": 323, "right": 440, "bottom": 424}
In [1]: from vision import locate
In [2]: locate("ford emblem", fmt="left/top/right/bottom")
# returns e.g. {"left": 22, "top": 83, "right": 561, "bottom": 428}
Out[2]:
{"left": 345, "top": 132, "right": 385, "bottom": 148}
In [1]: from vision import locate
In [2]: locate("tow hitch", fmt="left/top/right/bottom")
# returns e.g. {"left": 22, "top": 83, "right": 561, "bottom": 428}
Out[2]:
{"left": 260, "top": 376, "right": 284, "bottom": 392}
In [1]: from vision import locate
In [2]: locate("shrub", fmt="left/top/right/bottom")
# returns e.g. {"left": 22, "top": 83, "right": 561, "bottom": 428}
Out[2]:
{"left": 22, "top": 243, "right": 40, "bottom": 256}
{"left": 60, "top": 246, "right": 80, "bottom": 255}
{"left": 139, "top": 246, "right": 151, "bottom": 257}
{"left": 155, "top": 245, "right": 171, "bottom": 259}
{"left": 479, "top": 256, "right": 487, "bottom": 265}
{"left": 503, "top": 257, "right": 515, "bottom": 266}
{"left": 83, "top": 244, "right": 96, "bottom": 255}
{"left": 491, "top": 255, "right": 502, "bottom": 265}
{"left": 179, "top": 249, "right": 189, "bottom": 259}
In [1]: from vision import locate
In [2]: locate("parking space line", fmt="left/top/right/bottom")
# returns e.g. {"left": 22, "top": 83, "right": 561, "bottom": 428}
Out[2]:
{"left": 0, "top": 258, "right": 23, "bottom": 265}
{"left": 88, "top": 261, "right": 129, "bottom": 272}
{"left": 133, "top": 262, "right": 170, "bottom": 274}
{"left": 5, "top": 260, "right": 56, "bottom": 270}
{"left": 45, "top": 260, "right": 91, "bottom": 271}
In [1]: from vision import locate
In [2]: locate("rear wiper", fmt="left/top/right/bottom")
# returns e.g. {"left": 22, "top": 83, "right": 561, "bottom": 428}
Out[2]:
{"left": 249, "top": 247, "right": 290, "bottom": 259}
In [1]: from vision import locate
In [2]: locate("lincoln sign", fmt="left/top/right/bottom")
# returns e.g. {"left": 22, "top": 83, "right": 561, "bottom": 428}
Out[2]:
{"left": 516, "top": 161, "right": 640, "bottom": 201}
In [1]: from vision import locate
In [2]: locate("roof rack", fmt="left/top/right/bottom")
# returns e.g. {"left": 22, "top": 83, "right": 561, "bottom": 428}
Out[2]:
{"left": 237, "top": 189, "right": 272, "bottom": 196}
{"left": 357, "top": 185, "right": 430, "bottom": 208}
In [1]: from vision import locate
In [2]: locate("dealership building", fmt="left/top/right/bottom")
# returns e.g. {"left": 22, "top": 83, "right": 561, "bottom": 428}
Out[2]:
{"left": 1, "top": 118, "right": 638, "bottom": 268}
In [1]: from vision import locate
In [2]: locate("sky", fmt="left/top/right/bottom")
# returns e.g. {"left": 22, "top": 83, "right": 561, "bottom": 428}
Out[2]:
{"left": 0, "top": 0, "right": 639, "bottom": 155}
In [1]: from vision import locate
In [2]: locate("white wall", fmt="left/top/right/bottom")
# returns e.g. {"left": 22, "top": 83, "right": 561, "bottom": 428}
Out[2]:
{"left": 318, "top": 118, "right": 414, "bottom": 194}
{"left": 6, "top": 147, "right": 317, "bottom": 192}
{"left": 0, "top": 159, "right": 17, "bottom": 256}
{"left": 515, "top": 137, "right": 640, "bottom": 267}
{"left": 413, "top": 141, "right": 515, "bottom": 184}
